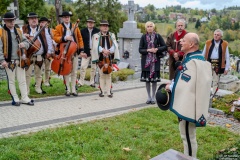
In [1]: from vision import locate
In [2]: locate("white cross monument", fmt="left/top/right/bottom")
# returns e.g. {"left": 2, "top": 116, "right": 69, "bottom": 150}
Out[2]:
{"left": 6, "top": 2, "right": 24, "bottom": 28}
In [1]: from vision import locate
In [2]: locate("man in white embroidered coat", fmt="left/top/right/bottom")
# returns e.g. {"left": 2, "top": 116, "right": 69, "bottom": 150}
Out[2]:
{"left": 91, "top": 20, "right": 120, "bottom": 97}
{"left": 165, "top": 33, "right": 212, "bottom": 158}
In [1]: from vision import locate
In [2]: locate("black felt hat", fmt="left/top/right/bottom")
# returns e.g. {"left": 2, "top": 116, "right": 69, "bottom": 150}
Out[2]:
{"left": 87, "top": 17, "right": 95, "bottom": 22}
{"left": 39, "top": 17, "right": 50, "bottom": 22}
{"left": 59, "top": 11, "right": 73, "bottom": 17}
{"left": 100, "top": 20, "right": 109, "bottom": 26}
{"left": 27, "top": 12, "right": 38, "bottom": 18}
{"left": 3, "top": 12, "right": 16, "bottom": 20}
{"left": 155, "top": 84, "right": 171, "bottom": 111}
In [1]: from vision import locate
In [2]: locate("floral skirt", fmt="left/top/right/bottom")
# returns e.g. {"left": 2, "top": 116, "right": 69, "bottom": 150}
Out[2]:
{"left": 140, "top": 71, "right": 161, "bottom": 82}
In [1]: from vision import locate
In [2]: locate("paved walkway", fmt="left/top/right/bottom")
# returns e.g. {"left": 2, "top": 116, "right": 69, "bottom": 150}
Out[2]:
{"left": 0, "top": 79, "right": 239, "bottom": 138}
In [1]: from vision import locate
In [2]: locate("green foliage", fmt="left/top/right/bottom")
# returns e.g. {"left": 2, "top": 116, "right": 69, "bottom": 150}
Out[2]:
{"left": 74, "top": 0, "right": 127, "bottom": 35}
{"left": 212, "top": 92, "right": 240, "bottom": 120}
{"left": 0, "top": 77, "right": 96, "bottom": 101}
{"left": 0, "top": 108, "right": 239, "bottom": 159}
{"left": 112, "top": 68, "right": 135, "bottom": 81}
{"left": 166, "top": 26, "right": 174, "bottom": 37}
{"left": 137, "top": 23, "right": 145, "bottom": 33}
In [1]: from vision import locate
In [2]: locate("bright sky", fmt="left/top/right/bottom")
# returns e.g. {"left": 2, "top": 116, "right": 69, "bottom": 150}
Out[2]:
{"left": 118, "top": 0, "right": 239, "bottom": 10}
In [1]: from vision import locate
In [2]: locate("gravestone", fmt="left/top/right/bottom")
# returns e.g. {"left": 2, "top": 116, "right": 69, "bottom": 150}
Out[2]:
{"left": 219, "top": 75, "right": 240, "bottom": 92}
{"left": 150, "top": 149, "right": 198, "bottom": 160}
{"left": 5, "top": 2, "right": 24, "bottom": 28}
{"left": 117, "top": 0, "right": 142, "bottom": 74}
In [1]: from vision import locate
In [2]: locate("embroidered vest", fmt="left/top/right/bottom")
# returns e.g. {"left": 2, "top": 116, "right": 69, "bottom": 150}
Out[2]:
{"left": 0, "top": 28, "right": 22, "bottom": 59}
{"left": 204, "top": 39, "right": 227, "bottom": 69}
{"left": 22, "top": 25, "right": 48, "bottom": 55}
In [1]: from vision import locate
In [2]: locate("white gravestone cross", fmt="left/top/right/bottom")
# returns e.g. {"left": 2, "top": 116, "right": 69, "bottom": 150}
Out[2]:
{"left": 7, "top": 3, "right": 17, "bottom": 14}
{"left": 127, "top": 0, "right": 137, "bottom": 21}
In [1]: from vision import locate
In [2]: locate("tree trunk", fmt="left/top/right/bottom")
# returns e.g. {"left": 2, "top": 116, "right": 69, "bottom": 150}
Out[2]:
{"left": 14, "top": 0, "right": 19, "bottom": 19}
{"left": 55, "top": 0, "right": 62, "bottom": 24}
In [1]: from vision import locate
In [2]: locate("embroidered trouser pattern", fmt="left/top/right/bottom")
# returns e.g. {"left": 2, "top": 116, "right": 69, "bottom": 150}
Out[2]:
{"left": 179, "top": 120, "right": 197, "bottom": 158}
{"left": 212, "top": 69, "right": 220, "bottom": 95}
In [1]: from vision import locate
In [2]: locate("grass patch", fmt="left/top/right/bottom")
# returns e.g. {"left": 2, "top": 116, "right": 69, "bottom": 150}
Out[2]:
{"left": 0, "top": 107, "right": 239, "bottom": 159}
{"left": 0, "top": 77, "right": 97, "bottom": 101}
{"left": 212, "top": 91, "right": 240, "bottom": 120}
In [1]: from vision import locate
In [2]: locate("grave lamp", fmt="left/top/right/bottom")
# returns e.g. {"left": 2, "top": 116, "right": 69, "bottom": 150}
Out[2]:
{"left": 123, "top": 50, "right": 129, "bottom": 59}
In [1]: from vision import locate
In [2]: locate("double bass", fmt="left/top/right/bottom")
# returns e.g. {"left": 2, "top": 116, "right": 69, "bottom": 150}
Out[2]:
{"left": 51, "top": 19, "right": 80, "bottom": 76}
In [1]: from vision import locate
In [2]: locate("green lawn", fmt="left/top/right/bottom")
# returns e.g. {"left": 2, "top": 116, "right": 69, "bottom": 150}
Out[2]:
{"left": 0, "top": 107, "right": 239, "bottom": 159}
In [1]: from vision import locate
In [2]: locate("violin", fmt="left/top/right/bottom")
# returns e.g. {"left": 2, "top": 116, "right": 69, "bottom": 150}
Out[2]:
{"left": 16, "top": 35, "right": 30, "bottom": 69}
{"left": 22, "top": 22, "right": 49, "bottom": 70}
{"left": 51, "top": 19, "right": 80, "bottom": 76}
{"left": 102, "top": 55, "right": 113, "bottom": 74}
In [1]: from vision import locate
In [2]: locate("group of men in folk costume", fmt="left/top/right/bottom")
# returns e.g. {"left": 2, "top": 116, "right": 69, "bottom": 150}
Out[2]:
{"left": 0, "top": 11, "right": 120, "bottom": 106}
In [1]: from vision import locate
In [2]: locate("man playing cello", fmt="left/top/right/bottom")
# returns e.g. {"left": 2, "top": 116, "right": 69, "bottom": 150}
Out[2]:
{"left": 53, "top": 11, "right": 84, "bottom": 96}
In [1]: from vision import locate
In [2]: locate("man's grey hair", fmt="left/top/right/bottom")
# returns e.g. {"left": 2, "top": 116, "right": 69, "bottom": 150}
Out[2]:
{"left": 176, "top": 19, "right": 186, "bottom": 26}
{"left": 214, "top": 29, "right": 223, "bottom": 37}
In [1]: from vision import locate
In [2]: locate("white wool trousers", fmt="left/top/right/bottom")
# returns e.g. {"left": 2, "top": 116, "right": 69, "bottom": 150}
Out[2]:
{"left": 79, "top": 56, "right": 96, "bottom": 86}
{"left": 5, "top": 61, "right": 31, "bottom": 103}
{"left": 64, "top": 55, "right": 78, "bottom": 93}
{"left": 99, "top": 67, "right": 112, "bottom": 95}
{"left": 179, "top": 120, "right": 197, "bottom": 158}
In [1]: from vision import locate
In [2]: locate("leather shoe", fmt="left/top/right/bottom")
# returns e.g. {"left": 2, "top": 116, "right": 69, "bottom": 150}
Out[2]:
{"left": 151, "top": 101, "right": 155, "bottom": 104}
{"left": 108, "top": 94, "right": 113, "bottom": 98}
{"left": 22, "top": 101, "right": 34, "bottom": 106}
{"left": 99, "top": 93, "right": 104, "bottom": 97}
{"left": 146, "top": 100, "right": 151, "bottom": 104}
{"left": 65, "top": 92, "right": 71, "bottom": 96}
{"left": 72, "top": 92, "right": 78, "bottom": 97}
{"left": 12, "top": 102, "right": 21, "bottom": 106}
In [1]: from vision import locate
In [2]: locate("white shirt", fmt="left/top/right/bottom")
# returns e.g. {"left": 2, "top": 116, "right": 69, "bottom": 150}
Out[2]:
{"left": 64, "top": 23, "right": 74, "bottom": 41}
{"left": 98, "top": 33, "right": 115, "bottom": 53}
{"left": 202, "top": 40, "right": 230, "bottom": 71}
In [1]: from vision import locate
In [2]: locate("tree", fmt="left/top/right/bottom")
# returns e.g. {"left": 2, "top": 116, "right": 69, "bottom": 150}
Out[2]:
{"left": 195, "top": 19, "right": 201, "bottom": 29}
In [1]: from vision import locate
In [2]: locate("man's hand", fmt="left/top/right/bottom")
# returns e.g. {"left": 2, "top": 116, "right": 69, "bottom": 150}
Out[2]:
{"left": 173, "top": 52, "right": 179, "bottom": 61}
{"left": 19, "top": 43, "right": 26, "bottom": 49}
{"left": 46, "top": 53, "right": 51, "bottom": 59}
{"left": 1, "top": 61, "right": 8, "bottom": 68}
{"left": 165, "top": 84, "right": 171, "bottom": 92}
{"left": 65, "top": 35, "right": 73, "bottom": 41}
{"left": 80, "top": 52, "right": 87, "bottom": 59}
{"left": 102, "top": 49, "right": 110, "bottom": 57}
{"left": 224, "top": 70, "right": 228, "bottom": 75}
{"left": 24, "top": 34, "right": 30, "bottom": 38}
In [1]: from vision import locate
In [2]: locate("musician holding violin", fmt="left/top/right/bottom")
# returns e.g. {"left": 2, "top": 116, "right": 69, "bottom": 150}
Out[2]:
{"left": 91, "top": 20, "right": 120, "bottom": 98}
{"left": 52, "top": 11, "right": 84, "bottom": 97}
{"left": 0, "top": 12, "right": 34, "bottom": 106}
{"left": 22, "top": 12, "right": 53, "bottom": 94}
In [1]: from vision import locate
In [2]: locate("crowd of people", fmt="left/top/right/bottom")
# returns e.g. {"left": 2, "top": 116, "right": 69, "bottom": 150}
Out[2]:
{"left": 0, "top": 10, "right": 231, "bottom": 158}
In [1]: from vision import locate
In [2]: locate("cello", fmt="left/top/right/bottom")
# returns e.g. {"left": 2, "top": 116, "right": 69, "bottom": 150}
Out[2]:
{"left": 51, "top": 19, "right": 80, "bottom": 76}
